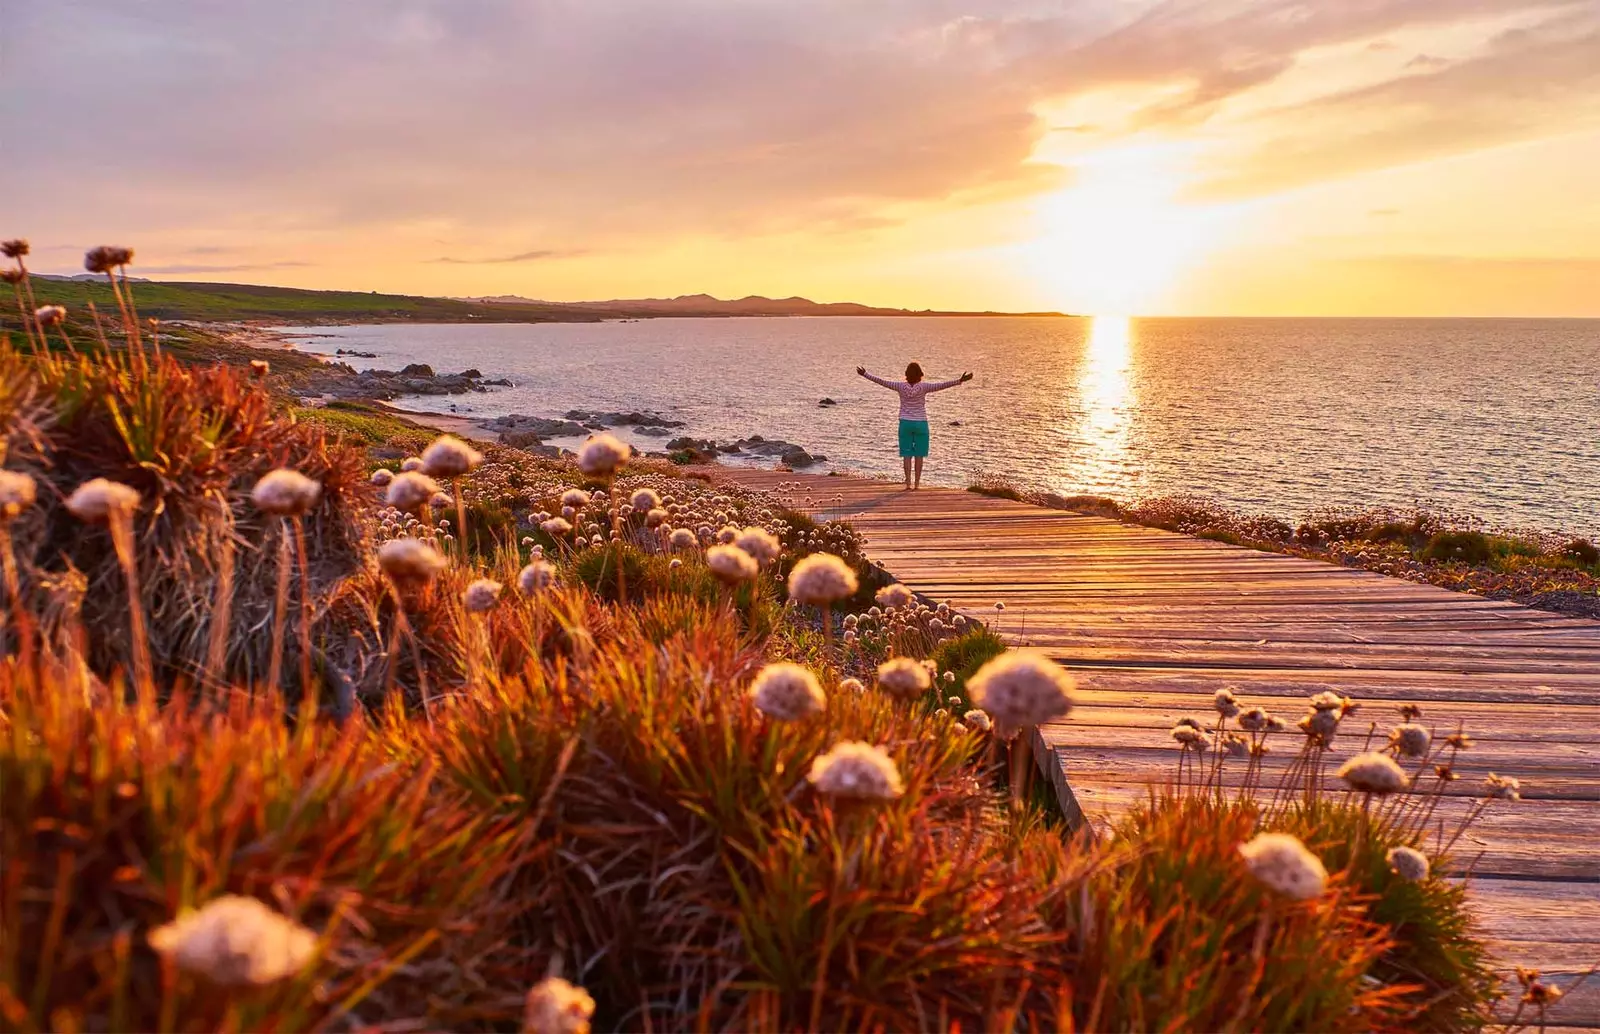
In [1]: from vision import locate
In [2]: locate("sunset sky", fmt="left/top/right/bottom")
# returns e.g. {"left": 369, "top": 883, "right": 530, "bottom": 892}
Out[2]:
{"left": 7, "top": 1, "right": 1599, "bottom": 316}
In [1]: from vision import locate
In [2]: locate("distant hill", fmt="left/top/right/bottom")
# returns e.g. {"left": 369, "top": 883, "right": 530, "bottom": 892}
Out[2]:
{"left": 20, "top": 277, "right": 1067, "bottom": 325}
{"left": 469, "top": 292, "right": 1069, "bottom": 318}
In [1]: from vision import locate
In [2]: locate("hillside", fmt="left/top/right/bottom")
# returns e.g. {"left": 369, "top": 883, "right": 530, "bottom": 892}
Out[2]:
{"left": 472, "top": 291, "right": 1070, "bottom": 318}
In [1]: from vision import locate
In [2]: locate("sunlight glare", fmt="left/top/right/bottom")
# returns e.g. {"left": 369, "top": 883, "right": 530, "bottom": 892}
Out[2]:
{"left": 1073, "top": 315, "right": 1135, "bottom": 488}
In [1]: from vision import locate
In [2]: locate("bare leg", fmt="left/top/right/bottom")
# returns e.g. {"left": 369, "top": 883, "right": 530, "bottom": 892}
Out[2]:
{"left": 902, "top": 457, "right": 913, "bottom": 489}
{"left": 913, "top": 456, "right": 924, "bottom": 489}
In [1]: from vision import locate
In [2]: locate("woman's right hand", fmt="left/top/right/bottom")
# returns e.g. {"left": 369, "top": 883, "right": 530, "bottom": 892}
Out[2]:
{"left": 856, "top": 366, "right": 866, "bottom": 376}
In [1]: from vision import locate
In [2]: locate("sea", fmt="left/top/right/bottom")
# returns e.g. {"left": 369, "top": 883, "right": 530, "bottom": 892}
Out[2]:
{"left": 279, "top": 316, "right": 1600, "bottom": 537}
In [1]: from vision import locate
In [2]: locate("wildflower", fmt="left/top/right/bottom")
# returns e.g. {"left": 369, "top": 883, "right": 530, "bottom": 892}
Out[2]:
{"left": 875, "top": 583, "right": 913, "bottom": 609}
{"left": 1435, "top": 763, "right": 1457, "bottom": 781}
{"left": 749, "top": 662, "right": 825, "bottom": 720}
{"left": 541, "top": 516, "right": 573, "bottom": 537}
{"left": 838, "top": 677, "right": 865, "bottom": 693}
{"left": 646, "top": 507, "right": 668, "bottom": 527}
{"left": 147, "top": 895, "right": 317, "bottom": 986}
{"left": 370, "top": 468, "right": 394, "bottom": 486}
{"left": 250, "top": 469, "right": 321, "bottom": 517}
{"left": 1486, "top": 772, "right": 1522, "bottom": 801}
{"left": 0, "top": 269, "right": 19, "bottom": 284}
{"left": 1516, "top": 967, "right": 1563, "bottom": 1008}
{"left": 942, "top": 671, "right": 956, "bottom": 684}
{"left": 1337, "top": 751, "right": 1408, "bottom": 794}
{"left": 1171, "top": 725, "right": 1208, "bottom": 750}
{"left": 807, "top": 741, "right": 904, "bottom": 800}
{"left": 669, "top": 557, "right": 683, "bottom": 569}
{"left": 735, "top": 526, "right": 781, "bottom": 565}
{"left": 1222, "top": 733, "right": 1250, "bottom": 758}
{"left": 34, "top": 304, "right": 66, "bottom": 327}
{"left": 1214, "top": 687, "right": 1239, "bottom": 718}
{"left": 377, "top": 538, "right": 447, "bottom": 582}
{"left": 1400, "top": 703, "right": 1422, "bottom": 721}
{"left": 84, "top": 246, "right": 134, "bottom": 273}
{"left": 0, "top": 470, "right": 36, "bottom": 520}
{"left": 1386, "top": 845, "right": 1429, "bottom": 882}
{"left": 1389, "top": 722, "right": 1431, "bottom": 758}
{"left": 1237, "top": 706, "right": 1272, "bottom": 732}
{"left": 400, "top": 456, "right": 425, "bottom": 472}
{"left": 518, "top": 560, "right": 557, "bottom": 593}
{"left": 876, "top": 656, "right": 932, "bottom": 698}
{"left": 0, "top": 239, "right": 28, "bottom": 258}
{"left": 964, "top": 709, "right": 993, "bottom": 732}
{"left": 1238, "top": 833, "right": 1327, "bottom": 899}
{"left": 523, "top": 976, "right": 596, "bottom": 1034}
{"left": 630, "top": 488, "right": 661, "bottom": 511}
{"left": 967, "top": 651, "right": 1075, "bottom": 736}
{"left": 65, "top": 478, "right": 140, "bottom": 522}
{"left": 1298, "top": 708, "right": 1340, "bottom": 745}
{"left": 386, "top": 471, "right": 442, "bottom": 511}
{"left": 994, "top": 601, "right": 1006, "bottom": 611}
{"left": 577, "top": 432, "right": 629, "bottom": 476}
{"left": 463, "top": 578, "right": 502, "bottom": 613}
{"left": 716, "top": 525, "right": 738, "bottom": 544}
{"left": 561, "top": 488, "right": 590, "bottom": 508}
{"left": 1309, "top": 690, "right": 1348, "bottom": 712}
{"left": 1174, "top": 716, "right": 1204, "bottom": 731}
{"left": 707, "top": 543, "right": 759, "bottom": 583}
{"left": 788, "top": 553, "right": 858, "bottom": 604}
{"left": 421, "top": 434, "right": 483, "bottom": 478}
{"left": 248, "top": 359, "right": 270, "bottom": 379}
{"left": 1446, "top": 731, "right": 1474, "bottom": 750}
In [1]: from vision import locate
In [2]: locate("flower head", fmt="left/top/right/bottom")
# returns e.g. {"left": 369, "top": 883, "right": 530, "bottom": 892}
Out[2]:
{"left": 1214, "top": 687, "right": 1240, "bottom": 717}
{"left": 421, "top": 434, "right": 484, "bottom": 478}
{"left": 560, "top": 488, "right": 590, "bottom": 508}
{"left": 248, "top": 359, "right": 270, "bottom": 379}
{"left": 370, "top": 468, "right": 394, "bottom": 487}
{"left": 734, "top": 526, "right": 781, "bottom": 565}
{"left": 838, "top": 677, "right": 865, "bottom": 693}
{"left": 386, "top": 471, "right": 442, "bottom": 511}
{"left": 34, "top": 304, "right": 66, "bottom": 328}
{"left": 1486, "top": 772, "right": 1522, "bottom": 801}
{"left": 749, "top": 662, "right": 826, "bottom": 720}
{"left": 84, "top": 246, "right": 134, "bottom": 273}
{"left": 967, "top": 651, "right": 1075, "bottom": 736}
{"left": 1298, "top": 708, "right": 1340, "bottom": 745}
{"left": 963, "top": 709, "right": 993, "bottom": 732}
{"left": 147, "top": 895, "right": 317, "bottom": 986}
{"left": 1386, "top": 845, "right": 1429, "bottom": 882}
{"left": 518, "top": 560, "right": 556, "bottom": 594}
{"left": 707, "top": 543, "right": 759, "bottom": 584}
{"left": 669, "top": 527, "right": 698, "bottom": 551}
{"left": 1238, "top": 833, "right": 1327, "bottom": 899}
{"left": 378, "top": 538, "right": 448, "bottom": 582}
{"left": 65, "top": 478, "right": 140, "bottom": 522}
{"left": 577, "top": 432, "right": 629, "bottom": 476}
{"left": 1171, "top": 724, "right": 1208, "bottom": 750}
{"left": 876, "top": 656, "right": 932, "bottom": 698}
{"left": 1337, "top": 751, "right": 1408, "bottom": 794}
{"left": 787, "top": 553, "right": 858, "bottom": 604}
{"left": 630, "top": 488, "right": 661, "bottom": 511}
{"left": 463, "top": 578, "right": 502, "bottom": 613}
{"left": 541, "top": 516, "right": 573, "bottom": 537}
{"left": 807, "top": 741, "right": 904, "bottom": 800}
{"left": 1, "top": 239, "right": 28, "bottom": 259}
{"left": 251, "top": 468, "right": 321, "bottom": 517}
{"left": 523, "top": 976, "right": 596, "bottom": 1034}
{"left": 1237, "top": 706, "right": 1272, "bottom": 732}
{"left": 875, "top": 583, "right": 913, "bottom": 609}
{"left": 1389, "top": 722, "right": 1431, "bottom": 758}
{"left": 0, "top": 470, "right": 37, "bottom": 521}
{"left": 400, "top": 456, "right": 425, "bottom": 472}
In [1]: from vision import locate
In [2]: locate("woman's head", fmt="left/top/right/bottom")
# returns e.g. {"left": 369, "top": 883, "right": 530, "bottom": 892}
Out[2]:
{"left": 904, "top": 362, "right": 923, "bottom": 384}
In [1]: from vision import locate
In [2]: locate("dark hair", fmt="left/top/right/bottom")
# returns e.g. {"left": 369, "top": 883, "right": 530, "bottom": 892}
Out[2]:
{"left": 904, "top": 362, "right": 923, "bottom": 384}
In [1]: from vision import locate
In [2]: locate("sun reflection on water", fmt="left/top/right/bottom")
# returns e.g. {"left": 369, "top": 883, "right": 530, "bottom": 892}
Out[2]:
{"left": 1074, "top": 315, "right": 1135, "bottom": 488}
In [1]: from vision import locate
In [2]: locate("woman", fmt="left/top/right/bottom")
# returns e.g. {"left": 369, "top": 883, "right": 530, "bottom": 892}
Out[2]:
{"left": 857, "top": 362, "right": 973, "bottom": 490}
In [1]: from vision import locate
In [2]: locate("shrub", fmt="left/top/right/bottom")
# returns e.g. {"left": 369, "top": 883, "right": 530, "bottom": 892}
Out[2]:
{"left": 928, "top": 624, "right": 1007, "bottom": 706}
{"left": 1561, "top": 537, "right": 1600, "bottom": 567}
{"left": 1421, "top": 530, "right": 1492, "bottom": 565}
{"left": 967, "top": 473, "right": 1025, "bottom": 501}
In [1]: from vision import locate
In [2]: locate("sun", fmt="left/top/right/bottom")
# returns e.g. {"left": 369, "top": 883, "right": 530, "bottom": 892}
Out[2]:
{"left": 1025, "top": 146, "right": 1232, "bottom": 315}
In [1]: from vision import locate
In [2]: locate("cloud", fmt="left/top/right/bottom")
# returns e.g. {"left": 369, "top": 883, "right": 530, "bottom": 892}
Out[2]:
{"left": 429, "top": 249, "right": 588, "bottom": 264}
{"left": 4, "top": 0, "right": 1596, "bottom": 265}
{"left": 137, "top": 261, "right": 312, "bottom": 274}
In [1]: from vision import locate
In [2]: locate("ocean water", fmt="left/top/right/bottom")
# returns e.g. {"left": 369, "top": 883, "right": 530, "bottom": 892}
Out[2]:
{"left": 280, "top": 316, "right": 1600, "bottom": 536}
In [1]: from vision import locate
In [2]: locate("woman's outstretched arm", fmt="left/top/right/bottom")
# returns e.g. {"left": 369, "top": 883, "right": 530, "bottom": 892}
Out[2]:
{"left": 925, "top": 371, "right": 974, "bottom": 392}
{"left": 857, "top": 367, "right": 900, "bottom": 389}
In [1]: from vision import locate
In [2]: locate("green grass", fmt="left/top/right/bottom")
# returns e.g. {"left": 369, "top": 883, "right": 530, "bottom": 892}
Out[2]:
{"left": 290, "top": 400, "right": 434, "bottom": 451}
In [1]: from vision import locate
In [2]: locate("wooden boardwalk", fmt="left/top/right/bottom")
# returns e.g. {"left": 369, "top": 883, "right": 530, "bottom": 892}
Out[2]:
{"left": 711, "top": 468, "right": 1600, "bottom": 1025}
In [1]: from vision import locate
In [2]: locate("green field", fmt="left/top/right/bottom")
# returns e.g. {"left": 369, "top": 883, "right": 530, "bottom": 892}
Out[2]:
{"left": 24, "top": 277, "right": 609, "bottom": 324}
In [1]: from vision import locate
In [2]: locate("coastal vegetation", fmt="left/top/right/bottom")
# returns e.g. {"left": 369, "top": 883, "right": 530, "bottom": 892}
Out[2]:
{"left": 969, "top": 474, "right": 1600, "bottom": 619}
{"left": 0, "top": 243, "right": 1570, "bottom": 1031}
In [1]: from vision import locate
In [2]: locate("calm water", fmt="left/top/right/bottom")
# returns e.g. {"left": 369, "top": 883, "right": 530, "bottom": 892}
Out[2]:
{"left": 281, "top": 317, "right": 1600, "bottom": 536}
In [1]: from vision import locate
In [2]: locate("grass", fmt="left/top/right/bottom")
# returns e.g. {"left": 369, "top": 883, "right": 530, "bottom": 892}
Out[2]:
{"left": 0, "top": 246, "right": 1551, "bottom": 1031}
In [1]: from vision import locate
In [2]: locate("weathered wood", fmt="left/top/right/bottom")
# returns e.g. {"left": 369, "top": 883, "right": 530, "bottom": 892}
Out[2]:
{"left": 718, "top": 469, "right": 1600, "bottom": 1024}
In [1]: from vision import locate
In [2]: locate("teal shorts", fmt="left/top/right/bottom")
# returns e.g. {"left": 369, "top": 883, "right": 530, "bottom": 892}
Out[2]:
{"left": 898, "top": 419, "right": 930, "bottom": 458}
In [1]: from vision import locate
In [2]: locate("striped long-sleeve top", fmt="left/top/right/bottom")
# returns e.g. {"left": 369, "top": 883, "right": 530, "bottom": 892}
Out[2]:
{"left": 861, "top": 371, "right": 964, "bottom": 421}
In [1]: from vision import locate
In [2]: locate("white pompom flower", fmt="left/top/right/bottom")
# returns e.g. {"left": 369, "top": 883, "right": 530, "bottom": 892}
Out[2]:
{"left": 1238, "top": 832, "right": 1327, "bottom": 899}
{"left": 749, "top": 662, "right": 826, "bottom": 721}
{"left": 147, "top": 895, "right": 318, "bottom": 987}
